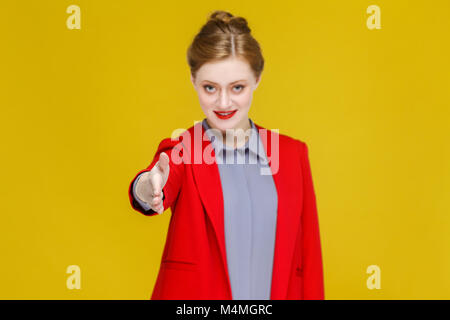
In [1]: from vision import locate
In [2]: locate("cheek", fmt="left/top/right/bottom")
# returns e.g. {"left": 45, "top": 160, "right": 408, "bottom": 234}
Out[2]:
{"left": 236, "top": 92, "right": 253, "bottom": 108}
{"left": 198, "top": 93, "right": 215, "bottom": 109}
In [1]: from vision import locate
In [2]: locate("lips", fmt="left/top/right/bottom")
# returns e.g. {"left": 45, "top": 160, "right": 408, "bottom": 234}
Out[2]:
{"left": 214, "top": 110, "right": 237, "bottom": 120}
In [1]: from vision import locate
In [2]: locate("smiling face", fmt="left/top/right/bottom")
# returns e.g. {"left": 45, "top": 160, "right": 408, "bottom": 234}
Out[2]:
{"left": 191, "top": 56, "right": 261, "bottom": 135}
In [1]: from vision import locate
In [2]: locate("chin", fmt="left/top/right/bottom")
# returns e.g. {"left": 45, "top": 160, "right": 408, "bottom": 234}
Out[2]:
{"left": 211, "top": 119, "right": 241, "bottom": 132}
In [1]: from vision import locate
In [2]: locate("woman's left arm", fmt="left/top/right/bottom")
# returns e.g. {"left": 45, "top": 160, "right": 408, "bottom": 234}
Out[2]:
{"left": 298, "top": 140, "right": 325, "bottom": 300}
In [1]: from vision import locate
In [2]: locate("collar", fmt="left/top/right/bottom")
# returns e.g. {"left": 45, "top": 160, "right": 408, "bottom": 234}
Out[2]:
{"left": 201, "top": 117, "right": 269, "bottom": 164}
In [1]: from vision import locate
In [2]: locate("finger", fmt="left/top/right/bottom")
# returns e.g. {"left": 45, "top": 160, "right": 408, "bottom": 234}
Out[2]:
{"left": 149, "top": 173, "right": 162, "bottom": 197}
{"left": 157, "top": 152, "right": 170, "bottom": 173}
{"left": 151, "top": 202, "right": 162, "bottom": 213}
{"left": 152, "top": 196, "right": 161, "bottom": 206}
{"left": 152, "top": 204, "right": 162, "bottom": 213}
{"left": 155, "top": 190, "right": 165, "bottom": 207}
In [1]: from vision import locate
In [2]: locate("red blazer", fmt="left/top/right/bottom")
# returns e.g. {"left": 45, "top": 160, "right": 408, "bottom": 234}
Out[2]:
{"left": 128, "top": 121, "right": 324, "bottom": 300}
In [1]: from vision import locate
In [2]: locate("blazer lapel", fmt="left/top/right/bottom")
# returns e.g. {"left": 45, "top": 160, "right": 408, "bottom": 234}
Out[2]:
{"left": 190, "top": 122, "right": 233, "bottom": 298}
{"left": 255, "top": 123, "right": 301, "bottom": 300}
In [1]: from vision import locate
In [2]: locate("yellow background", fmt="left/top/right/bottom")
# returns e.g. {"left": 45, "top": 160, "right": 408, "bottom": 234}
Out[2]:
{"left": 1, "top": 0, "right": 449, "bottom": 299}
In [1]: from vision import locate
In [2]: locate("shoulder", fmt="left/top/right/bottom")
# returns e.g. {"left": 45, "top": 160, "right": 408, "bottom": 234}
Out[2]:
{"left": 280, "top": 132, "right": 306, "bottom": 148}
{"left": 281, "top": 133, "right": 309, "bottom": 162}
{"left": 253, "top": 121, "right": 308, "bottom": 152}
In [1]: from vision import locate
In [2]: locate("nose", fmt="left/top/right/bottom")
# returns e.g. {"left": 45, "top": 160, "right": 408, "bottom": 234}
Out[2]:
{"left": 216, "top": 90, "right": 232, "bottom": 110}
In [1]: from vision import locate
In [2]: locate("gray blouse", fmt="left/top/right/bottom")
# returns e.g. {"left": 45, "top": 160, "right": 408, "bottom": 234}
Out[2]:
{"left": 132, "top": 118, "right": 278, "bottom": 300}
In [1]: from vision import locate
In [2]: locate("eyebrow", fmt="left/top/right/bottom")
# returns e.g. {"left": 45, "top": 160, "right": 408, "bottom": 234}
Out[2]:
{"left": 201, "top": 79, "right": 248, "bottom": 85}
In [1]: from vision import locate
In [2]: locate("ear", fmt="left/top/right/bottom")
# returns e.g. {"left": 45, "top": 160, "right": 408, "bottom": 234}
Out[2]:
{"left": 190, "top": 74, "right": 195, "bottom": 87}
{"left": 254, "top": 75, "right": 261, "bottom": 90}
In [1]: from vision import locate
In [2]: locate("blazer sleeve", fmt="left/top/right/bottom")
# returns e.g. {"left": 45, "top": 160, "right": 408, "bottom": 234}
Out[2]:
{"left": 128, "top": 137, "right": 185, "bottom": 216}
{"left": 298, "top": 140, "right": 325, "bottom": 299}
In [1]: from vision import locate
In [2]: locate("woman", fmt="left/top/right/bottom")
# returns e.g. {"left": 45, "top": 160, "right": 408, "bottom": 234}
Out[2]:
{"left": 128, "top": 10, "right": 324, "bottom": 300}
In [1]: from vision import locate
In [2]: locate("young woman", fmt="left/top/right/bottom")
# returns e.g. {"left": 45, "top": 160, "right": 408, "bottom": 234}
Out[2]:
{"left": 128, "top": 10, "right": 324, "bottom": 300}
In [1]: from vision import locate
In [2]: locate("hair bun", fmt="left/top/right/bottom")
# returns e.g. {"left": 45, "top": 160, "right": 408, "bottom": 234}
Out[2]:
{"left": 208, "top": 10, "right": 251, "bottom": 34}
{"left": 209, "top": 10, "right": 234, "bottom": 23}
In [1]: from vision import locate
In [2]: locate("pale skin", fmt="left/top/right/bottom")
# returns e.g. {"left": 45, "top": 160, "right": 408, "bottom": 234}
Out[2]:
{"left": 135, "top": 56, "right": 261, "bottom": 213}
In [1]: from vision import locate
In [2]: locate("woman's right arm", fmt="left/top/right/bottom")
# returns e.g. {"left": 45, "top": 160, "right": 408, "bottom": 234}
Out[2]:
{"left": 128, "top": 137, "right": 186, "bottom": 216}
{"left": 132, "top": 173, "right": 154, "bottom": 212}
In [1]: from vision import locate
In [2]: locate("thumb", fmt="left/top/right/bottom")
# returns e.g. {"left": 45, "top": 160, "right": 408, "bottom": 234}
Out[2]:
{"left": 157, "top": 152, "right": 170, "bottom": 175}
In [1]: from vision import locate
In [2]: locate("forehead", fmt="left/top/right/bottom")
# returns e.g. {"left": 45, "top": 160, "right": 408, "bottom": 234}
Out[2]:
{"left": 196, "top": 57, "right": 254, "bottom": 85}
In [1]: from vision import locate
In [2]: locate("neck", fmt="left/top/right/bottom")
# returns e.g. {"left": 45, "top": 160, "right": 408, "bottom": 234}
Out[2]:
{"left": 220, "top": 119, "right": 251, "bottom": 149}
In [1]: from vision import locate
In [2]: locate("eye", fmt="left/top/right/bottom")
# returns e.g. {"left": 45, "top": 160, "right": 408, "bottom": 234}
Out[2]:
{"left": 233, "top": 85, "right": 245, "bottom": 92}
{"left": 203, "top": 85, "right": 216, "bottom": 93}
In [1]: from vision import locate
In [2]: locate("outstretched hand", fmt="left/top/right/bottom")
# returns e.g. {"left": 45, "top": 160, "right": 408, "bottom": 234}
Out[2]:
{"left": 136, "top": 152, "right": 170, "bottom": 214}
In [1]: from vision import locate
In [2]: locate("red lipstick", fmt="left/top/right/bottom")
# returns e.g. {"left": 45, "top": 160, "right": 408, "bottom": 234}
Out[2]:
{"left": 214, "top": 110, "right": 237, "bottom": 120}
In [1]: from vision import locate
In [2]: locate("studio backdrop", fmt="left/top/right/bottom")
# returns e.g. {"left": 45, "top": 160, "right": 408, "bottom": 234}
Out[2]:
{"left": 1, "top": 0, "right": 449, "bottom": 299}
